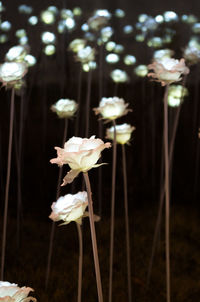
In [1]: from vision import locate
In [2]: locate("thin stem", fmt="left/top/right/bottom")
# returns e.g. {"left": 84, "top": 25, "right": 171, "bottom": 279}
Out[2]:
{"left": 147, "top": 77, "right": 187, "bottom": 288}
{"left": 1, "top": 87, "right": 15, "bottom": 280}
{"left": 163, "top": 85, "right": 170, "bottom": 302}
{"left": 83, "top": 172, "right": 103, "bottom": 302}
{"left": 122, "top": 144, "right": 132, "bottom": 302}
{"left": 85, "top": 70, "right": 92, "bottom": 138}
{"left": 76, "top": 223, "right": 83, "bottom": 302}
{"left": 108, "top": 120, "right": 117, "bottom": 302}
{"left": 45, "top": 118, "right": 68, "bottom": 289}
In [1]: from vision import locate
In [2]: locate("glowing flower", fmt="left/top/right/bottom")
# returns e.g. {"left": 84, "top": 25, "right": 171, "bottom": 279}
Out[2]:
{"left": 68, "top": 39, "right": 86, "bottom": 53}
{"left": 49, "top": 191, "right": 88, "bottom": 225}
{"left": 88, "top": 15, "right": 109, "bottom": 31}
{"left": 153, "top": 49, "right": 174, "bottom": 60}
{"left": 50, "top": 136, "right": 111, "bottom": 185}
{"left": 0, "top": 281, "right": 35, "bottom": 302}
{"left": 106, "top": 123, "right": 135, "bottom": 144}
{"left": 51, "top": 99, "right": 78, "bottom": 118}
{"left": 134, "top": 65, "right": 148, "bottom": 77}
{"left": 167, "top": 84, "right": 188, "bottom": 107}
{"left": 94, "top": 97, "right": 130, "bottom": 120}
{"left": 148, "top": 58, "right": 189, "bottom": 86}
{"left": 0, "top": 62, "right": 28, "bottom": 86}
{"left": 5, "top": 45, "right": 28, "bottom": 62}
{"left": 76, "top": 46, "right": 95, "bottom": 64}
{"left": 183, "top": 45, "right": 200, "bottom": 65}
{"left": 110, "top": 69, "right": 129, "bottom": 83}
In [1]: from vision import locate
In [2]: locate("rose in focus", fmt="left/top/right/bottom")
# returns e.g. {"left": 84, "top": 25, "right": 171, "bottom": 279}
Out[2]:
{"left": 50, "top": 136, "right": 111, "bottom": 185}
{"left": 0, "top": 62, "right": 28, "bottom": 86}
{"left": 0, "top": 281, "right": 35, "bottom": 302}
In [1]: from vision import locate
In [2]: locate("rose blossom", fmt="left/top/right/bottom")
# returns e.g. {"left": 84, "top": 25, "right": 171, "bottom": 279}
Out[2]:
{"left": 106, "top": 123, "right": 135, "bottom": 144}
{"left": 50, "top": 136, "right": 111, "bottom": 185}
{"left": 94, "top": 96, "right": 131, "bottom": 120}
{"left": 51, "top": 98, "right": 78, "bottom": 118}
{"left": 0, "top": 62, "right": 28, "bottom": 86}
{"left": 0, "top": 281, "right": 35, "bottom": 302}
{"left": 148, "top": 57, "right": 189, "bottom": 86}
{"left": 49, "top": 191, "right": 88, "bottom": 225}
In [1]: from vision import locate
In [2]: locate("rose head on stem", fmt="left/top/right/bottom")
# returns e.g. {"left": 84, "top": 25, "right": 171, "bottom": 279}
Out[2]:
{"left": 0, "top": 62, "right": 28, "bottom": 87}
{"left": 51, "top": 98, "right": 78, "bottom": 118}
{"left": 94, "top": 96, "right": 131, "bottom": 121}
{"left": 50, "top": 136, "right": 111, "bottom": 186}
{"left": 0, "top": 281, "right": 35, "bottom": 302}
{"left": 49, "top": 191, "right": 88, "bottom": 225}
{"left": 148, "top": 57, "right": 189, "bottom": 86}
{"left": 106, "top": 123, "right": 135, "bottom": 145}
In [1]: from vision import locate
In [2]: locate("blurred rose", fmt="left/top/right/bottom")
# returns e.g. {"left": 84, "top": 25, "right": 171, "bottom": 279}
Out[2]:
{"left": 106, "top": 123, "right": 135, "bottom": 144}
{"left": 148, "top": 58, "right": 189, "bottom": 86}
{"left": 51, "top": 98, "right": 78, "bottom": 118}
{"left": 49, "top": 191, "right": 88, "bottom": 225}
{"left": 0, "top": 281, "right": 35, "bottom": 302}
{"left": 50, "top": 136, "right": 111, "bottom": 185}
{"left": 183, "top": 45, "right": 200, "bottom": 65}
{"left": 0, "top": 62, "right": 28, "bottom": 86}
{"left": 94, "top": 96, "right": 130, "bottom": 120}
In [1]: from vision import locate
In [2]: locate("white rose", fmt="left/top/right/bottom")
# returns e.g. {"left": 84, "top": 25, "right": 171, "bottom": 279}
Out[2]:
{"left": 49, "top": 191, "right": 88, "bottom": 224}
{"left": 148, "top": 58, "right": 189, "bottom": 86}
{"left": 94, "top": 96, "right": 130, "bottom": 120}
{"left": 0, "top": 62, "right": 28, "bottom": 85}
{"left": 50, "top": 136, "right": 111, "bottom": 185}
{"left": 0, "top": 281, "right": 35, "bottom": 302}
{"left": 5, "top": 45, "right": 27, "bottom": 62}
{"left": 106, "top": 123, "right": 135, "bottom": 144}
{"left": 76, "top": 46, "right": 95, "bottom": 64}
{"left": 51, "top": 99, "right": 78, "bottom": 118}
{"left": 110, "top": 69, "right": 129, "bottom": 83}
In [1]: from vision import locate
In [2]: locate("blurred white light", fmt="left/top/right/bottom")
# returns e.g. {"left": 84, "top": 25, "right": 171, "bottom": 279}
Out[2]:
{"left": 84, "top": 32, "right": 95, "bottom": 41}
{"left": 101, "top": 26, "right": 114, "bottom": 42}
{"left": 19, "top": 36, "right": 28, "bottom": 45}
{"left": 115, "top": 9, "right": 125, "bottom": 18}
{"left": 114, "top": 44, "right": 124, "bottom": 54}
{"left": 134, "top": 65, "right": 148, "bottom": 77}
{"left": 163, "top": 11, "right": 178, "bottom": 22}
{"left": 24, "top": 54, "right": 37, "bottom": 67}
{"left": 41, "top": 32, "right": 56, "bottom": 44}
{"left": 105, "top": 41, "right": 116, "bottom": 51}
{"left": 44, "top": 45, "right": 56, "bottom": 56}
{"left": 73, "top": 7, "right": 82, "bottom": 16}
{"left": 135, "top": 34, "right": 145, "bottom": 42}
{"left": 5, "top": 45, "right": 27, "bottom": 62}
{"left": 81, "top": 23, "right": 89, "bottom": 32}
{"left": 192, "top": 23, "right": 200, "bottom": 34}
{"left": 181, "top": 14, "right": 197, "bottom": 24}
{"left": 41, "top": 10, "right": 55, "bottom": 25}
{"left": 47, "top": 6, "right": 58, "bottom": 15}
{"left": 82, "top": 61, "right": 97, "bottom": 72}
{"left": 16, "top": 29, "right": 27, "bottom": 38}
{"left": 0, "top": 34, "right": 8, "bottom": 43}
{"left": 65, "top": 18, "right": 75, "bottom": 30}
{"left": 95, "top": 9, "right": 111, "bottom": 18}
{"left": 61, "top": 9, "right": 73, "bottom": 19}
{"left": 1, "top": 21, "right": 11, "bottom": 32}
{"left": 147, "top": 37, "right": 163, "bottom": 48}
{"left": 110, "top": 69, "right": 129, "bottom": 83}
{"left": 18, "top": 4, "right": 33, "bottom": 14}
{"left": 138, "top": 14, "right": 148, "bottom": 23}
{"left": 28, "top": 16, "right": 38, "bottom": 26}
{"left": 106, "top": 53, "right": 119, "bottom": 63}
{"left": 124, "top": 55, "right": 136, "bottom": 65}
{"left": 123, "top": 25, "right": 133, "bottom": 34}
{"left": 155, "top": 15, "right": 164, "bottom": 23}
